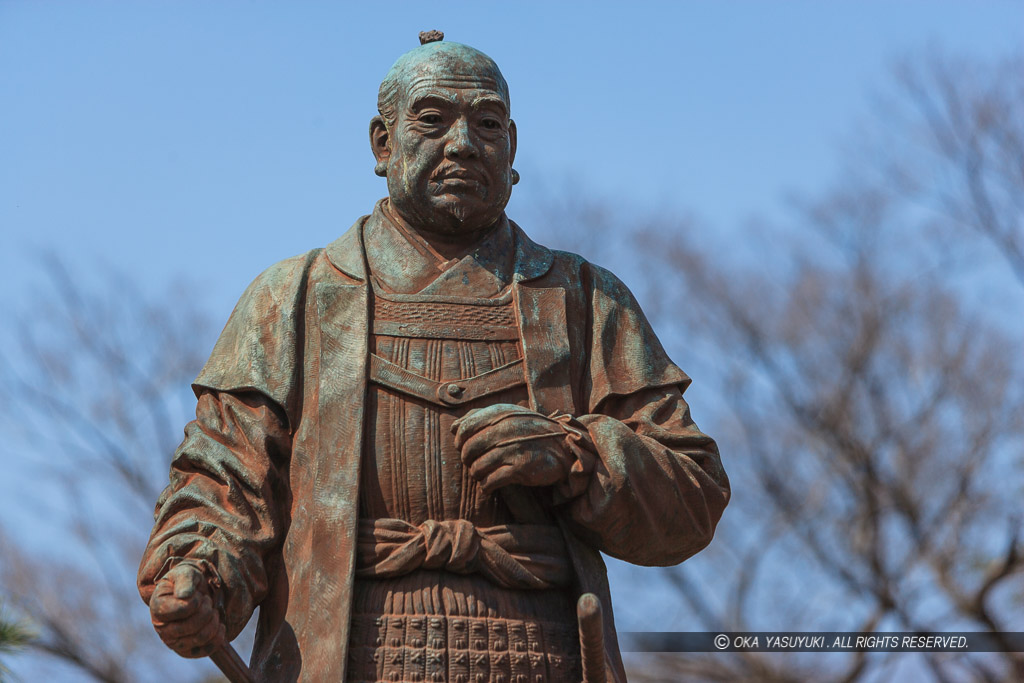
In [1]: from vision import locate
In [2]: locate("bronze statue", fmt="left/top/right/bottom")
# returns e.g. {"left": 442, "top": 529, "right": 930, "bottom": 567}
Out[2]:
{"left": 138, "top": 32, "right": 729, "bottom": 683}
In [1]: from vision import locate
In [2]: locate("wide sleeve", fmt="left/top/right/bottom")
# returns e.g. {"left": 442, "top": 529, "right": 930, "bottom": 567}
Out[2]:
{"left": 138, "top": 389, "right": 290, "bottom": 640}
{"left": 559, "top": 386, "right": 729, "bottom": 567}
{"left": 137, "top": 251, "right": 317, "bottom": 638}
{"left": 556, "top": 263, "right": 730, "bottom": 566}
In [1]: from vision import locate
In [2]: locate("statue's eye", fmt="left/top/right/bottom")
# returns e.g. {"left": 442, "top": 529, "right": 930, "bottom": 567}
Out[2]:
{"left": 420, "top": 113, "right": 443, "bottom": 125}
{"left": 481, "top": 118, "right": 501, "bottom": 130}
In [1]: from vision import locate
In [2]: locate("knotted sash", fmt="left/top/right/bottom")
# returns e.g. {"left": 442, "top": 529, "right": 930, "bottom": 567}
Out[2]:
{"left": 355, "top": 518, "right": 573, "bottom": 590}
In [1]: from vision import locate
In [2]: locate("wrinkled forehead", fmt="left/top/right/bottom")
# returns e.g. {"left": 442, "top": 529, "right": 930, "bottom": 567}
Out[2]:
{"left": 382, "top": 42, "right": 510, "bottom": 110}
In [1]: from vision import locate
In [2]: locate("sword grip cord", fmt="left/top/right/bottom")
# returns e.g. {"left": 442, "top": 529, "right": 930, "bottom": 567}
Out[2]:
{"left": 577, "top": 592, "right": 606, "bottom": 683}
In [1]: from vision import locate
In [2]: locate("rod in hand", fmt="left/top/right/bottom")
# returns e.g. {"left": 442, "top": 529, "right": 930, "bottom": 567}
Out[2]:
{"left": 211, "top": 641, "right": 254, "bottom": 683}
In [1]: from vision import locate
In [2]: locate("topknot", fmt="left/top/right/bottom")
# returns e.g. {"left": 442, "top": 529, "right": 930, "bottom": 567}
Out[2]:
{"left": 418, "top": 30, "right": 444, "bottom": 45}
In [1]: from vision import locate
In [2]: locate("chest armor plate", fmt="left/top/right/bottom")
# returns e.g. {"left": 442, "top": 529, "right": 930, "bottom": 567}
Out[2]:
{"left": 359, "top": 288, "right": 529, "bottom": 526}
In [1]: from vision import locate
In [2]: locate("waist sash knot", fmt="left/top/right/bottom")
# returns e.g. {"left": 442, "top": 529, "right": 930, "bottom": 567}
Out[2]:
{"left": 355, "top": 518, "right": 572, "bottom": 590}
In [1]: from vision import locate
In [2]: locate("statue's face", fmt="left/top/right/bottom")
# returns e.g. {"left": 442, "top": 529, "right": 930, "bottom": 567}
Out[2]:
{"left": 372, "top": 56, "right": 517, "bottom": 238}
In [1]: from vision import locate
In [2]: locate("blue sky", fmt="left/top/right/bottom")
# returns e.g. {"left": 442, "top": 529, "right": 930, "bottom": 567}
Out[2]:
{"left": 2, "top": 1, "right": 1021, "bottom": 321}
{"left": 1, "top": 1, "right": 1022, "bottom": 677}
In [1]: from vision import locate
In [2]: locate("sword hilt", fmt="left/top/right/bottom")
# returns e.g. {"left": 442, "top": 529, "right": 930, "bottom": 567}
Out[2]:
{"left": 577, "top": 592, "right": 606, "bottom": 683}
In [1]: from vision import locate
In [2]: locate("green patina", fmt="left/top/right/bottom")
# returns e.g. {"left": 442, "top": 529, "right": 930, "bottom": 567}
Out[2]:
{"left": 377, "top": 40, "right": 511, "bottom": 127}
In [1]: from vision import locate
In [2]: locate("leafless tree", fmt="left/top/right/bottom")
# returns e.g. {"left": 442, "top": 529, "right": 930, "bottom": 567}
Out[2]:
{"left": 880, "top": 50, "right": 1024, "bottom": 291}
{"left": 0, "top": 257, "right": 231, "bottom": 682}
{"left": 612, "top": 50, "right": 1024, "bottom": 683}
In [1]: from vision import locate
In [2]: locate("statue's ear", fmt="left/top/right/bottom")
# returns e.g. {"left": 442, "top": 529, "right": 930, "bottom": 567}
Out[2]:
{"left": 508, "top": 118, "right": 517, "bottom": 167}
{"left": 369, "top": 116, "right": 390, "bottom": 177}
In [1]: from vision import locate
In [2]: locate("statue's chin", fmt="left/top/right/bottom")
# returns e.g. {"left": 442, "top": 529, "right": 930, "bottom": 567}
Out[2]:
{"left": 389, "top": 183, "right": 509, "bottom": 241}
{"left": 421, "top": 197, "right": 503, "bottom": 239}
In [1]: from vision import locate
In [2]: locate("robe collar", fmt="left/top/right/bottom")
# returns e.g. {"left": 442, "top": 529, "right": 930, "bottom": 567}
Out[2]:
{"left": 325, "top": 199, "right": 554, "bottom": 285}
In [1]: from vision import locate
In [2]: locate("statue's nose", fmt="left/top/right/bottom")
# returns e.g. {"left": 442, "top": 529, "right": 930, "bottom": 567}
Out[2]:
{"left": 444, "top": 118, "right": 478, "bottom": 159}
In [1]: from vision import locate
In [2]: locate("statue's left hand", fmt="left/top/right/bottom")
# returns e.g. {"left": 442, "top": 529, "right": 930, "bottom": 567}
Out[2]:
{"left": 453, "top": 403, "right": 573, "bottom": 494}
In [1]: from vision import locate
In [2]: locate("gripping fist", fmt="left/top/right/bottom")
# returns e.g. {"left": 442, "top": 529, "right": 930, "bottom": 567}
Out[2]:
{"left": 452, "top": 403, "right": 574, "bottom": 494}
{"left": 149, "top": 563, "right": 224, "bottom": 658}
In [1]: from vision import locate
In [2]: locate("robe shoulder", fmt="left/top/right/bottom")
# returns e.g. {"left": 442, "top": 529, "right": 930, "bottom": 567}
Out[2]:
{"left": 193, "top": 248, "right": 324, "bottom": 427}
{"left": 544, "top": 249, "right": 691, "bottom": 412}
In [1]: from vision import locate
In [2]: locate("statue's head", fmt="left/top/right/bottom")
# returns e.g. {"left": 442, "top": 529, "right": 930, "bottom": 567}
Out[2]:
{"left": 370, "top": 32, "right": 517, "bottom": 239}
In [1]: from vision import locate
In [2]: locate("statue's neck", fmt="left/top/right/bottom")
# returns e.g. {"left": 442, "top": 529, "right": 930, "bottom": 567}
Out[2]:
{"left": 383, "top": 201, "right": 497, "bottom": 263}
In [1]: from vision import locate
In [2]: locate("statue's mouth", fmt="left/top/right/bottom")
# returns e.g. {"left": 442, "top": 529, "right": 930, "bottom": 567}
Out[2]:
{"left": 432, "top": 165, "right": 484, "bottom": 182}
{"left": 431, "top": 169, "right": 485, "bottom": 195}
{"left": 440, "top": 168, "right": 473, "bottom": 179}
{"left": 436, "top": 177, "right": 481, "bottom": 189}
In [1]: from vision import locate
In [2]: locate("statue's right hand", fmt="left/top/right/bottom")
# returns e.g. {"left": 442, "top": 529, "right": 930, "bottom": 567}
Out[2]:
{"left": 149, "top": 563, "right": 225, "bottom": 658}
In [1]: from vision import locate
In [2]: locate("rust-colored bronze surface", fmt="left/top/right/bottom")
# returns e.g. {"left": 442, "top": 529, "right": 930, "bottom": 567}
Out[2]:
{"left": 139, "top": 32, "right": 729, "bottom": 683}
